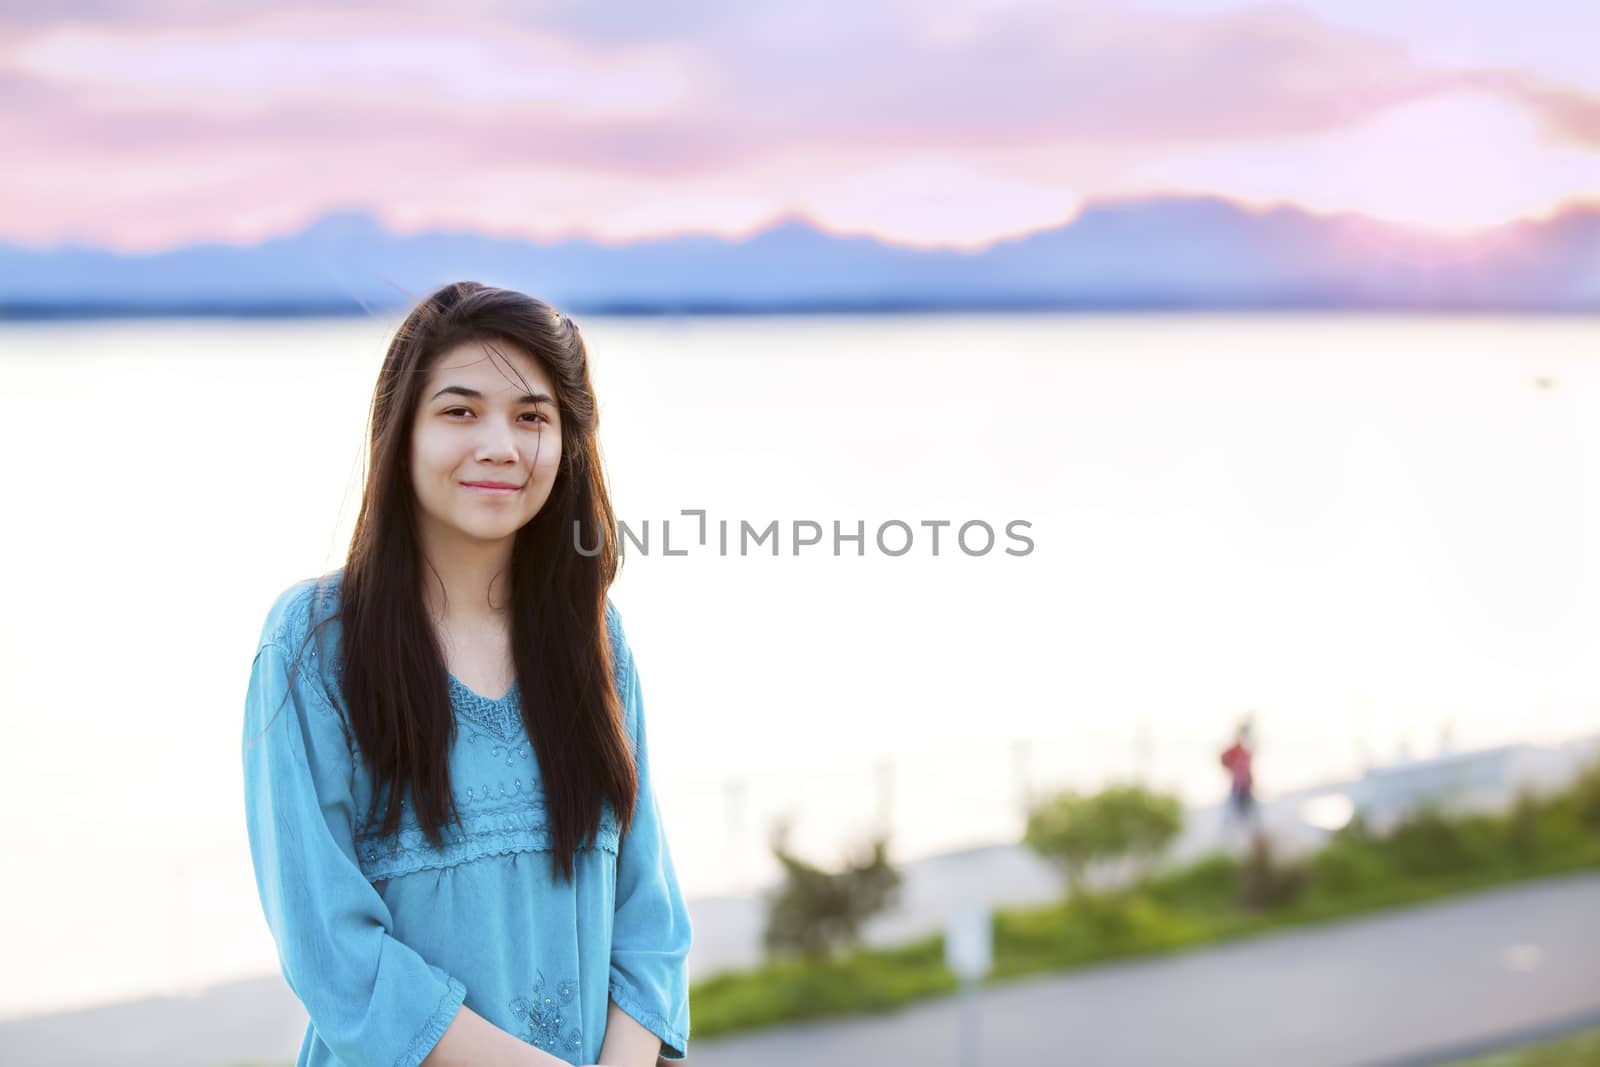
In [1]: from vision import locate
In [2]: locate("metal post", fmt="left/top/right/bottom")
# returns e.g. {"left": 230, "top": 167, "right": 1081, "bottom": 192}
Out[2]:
{"left": 946, "top": 898, "right": 991, "bottom": 1067}
{"left": 169, "top": 856, "right": 188, "bottom": 996}
{"left": 875, "top": 757, "right": 895, "bottom": 840}
{"left": 1012, "top": 738, "right": 1033, "bottom": 817}
{"left": 725, "top": 776, "right": 745, "bottom": 889}
{"left": 1135, "top": 719, "right": 1153, "bottom": 783}
{"left": 959, "top": 978, "right": 981, "bottom": 1067}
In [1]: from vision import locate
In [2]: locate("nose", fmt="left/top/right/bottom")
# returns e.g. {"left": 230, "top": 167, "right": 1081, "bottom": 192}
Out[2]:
{"left": 474, "top": 419, "right": 521, "bottom": 465}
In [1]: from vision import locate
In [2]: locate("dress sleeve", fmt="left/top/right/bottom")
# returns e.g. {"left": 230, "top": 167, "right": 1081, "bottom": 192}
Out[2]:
{"left": 606, "top": 608, "right": 694, "bottom": 1060}
{"left": 242, "top": 637, "right": 467, "bottom": 1067}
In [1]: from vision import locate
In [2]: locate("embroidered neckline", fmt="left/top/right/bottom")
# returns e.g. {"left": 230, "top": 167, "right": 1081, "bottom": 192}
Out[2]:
{"left": 450, "top": 673, "right": 516, "bottom": 704}
{"left": 449, "top": 675, "right": 522, "bottom": 741}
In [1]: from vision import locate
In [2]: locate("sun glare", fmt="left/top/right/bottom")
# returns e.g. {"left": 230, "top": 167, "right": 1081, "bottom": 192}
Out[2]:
{"left": 1139, "top": 90, "right": 1600, "bottom": 235}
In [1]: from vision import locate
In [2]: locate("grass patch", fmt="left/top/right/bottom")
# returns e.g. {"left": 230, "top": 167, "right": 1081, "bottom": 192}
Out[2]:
{"left": 1448, "top": 1024, "right": 1600, "bottom": 1066}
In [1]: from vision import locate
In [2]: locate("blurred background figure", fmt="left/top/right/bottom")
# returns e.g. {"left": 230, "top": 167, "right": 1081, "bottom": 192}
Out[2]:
{"left": 1221, "top": 715, "right": 1260, "bottom": 847}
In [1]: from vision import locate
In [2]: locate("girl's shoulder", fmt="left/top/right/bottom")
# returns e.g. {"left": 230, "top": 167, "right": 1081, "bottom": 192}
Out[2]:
{"left": 255, "top": 569, "right": 348, "bottom": 723}
{"left": 604, "top": 596, "right": 635, "bottom": 678}
{"left": 257, "top": 568, "right": 346, "bottom": 665}
{"left": 603, "top": 595, "right": 624, "bottom": 644}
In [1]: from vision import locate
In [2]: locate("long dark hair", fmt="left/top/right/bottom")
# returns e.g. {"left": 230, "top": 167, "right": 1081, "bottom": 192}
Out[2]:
{"left": 336, "top": 280, "right": 634, "bottom": 883}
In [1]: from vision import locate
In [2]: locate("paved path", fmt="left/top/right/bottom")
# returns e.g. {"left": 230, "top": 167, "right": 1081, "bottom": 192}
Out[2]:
{"left": 686, "top": 871, "right": 1600, "bottom": 1067}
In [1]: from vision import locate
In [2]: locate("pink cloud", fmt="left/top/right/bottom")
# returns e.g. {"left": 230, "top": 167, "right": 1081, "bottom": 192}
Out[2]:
{"left": 1, "top": 0, "right": 1596, "bottom": 248}
{"left": 1493, "top": 75, "right": 1600, "bottom": 149}
{"left": 10, "top": 16, "right": 699, "bottom": 120}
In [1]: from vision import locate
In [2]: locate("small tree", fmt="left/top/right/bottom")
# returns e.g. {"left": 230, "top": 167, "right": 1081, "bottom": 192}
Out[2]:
{"left": 762, "top": 818, "right": 903, "bottom": 962}
{"left": 1506, "top": 787, "right": 1543, "bottom": 861}
{"left": 1239, "top": 832, "right": 1308, "bottom": 911}
{"left": 1573, "top": 751, "right": 1600, "bottom": 831}
{"left": 1024, "top": 783, "right": 1184, "bottom": 897}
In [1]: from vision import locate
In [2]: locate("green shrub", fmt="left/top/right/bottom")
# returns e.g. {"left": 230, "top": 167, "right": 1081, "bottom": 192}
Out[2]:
{"left": 693, "top": 937, "right": 955, "bottom": 1037}
{"left": 1332, "top": 809, "right": 1378, "bottom": 846}
{"left": 1147, "top": 852, "right": 1240, "bottom": 912}
{"left": 1024, "top": 783, "right": 1184, "bottom": 896}
{"left": 1311, "top": 837, "right": 1390, "bottom": 896}
{"left": 990, "top": 892, "right": 1198, "bottom": 971}
{"left": 762, "top": 821, "right": 903, "bottom": 962}
{"left": 1573, "top": 752, "right": 1600, "bottom": 831}
{"left": 1383, "top": 806, "right": 1501, "bottom": 879}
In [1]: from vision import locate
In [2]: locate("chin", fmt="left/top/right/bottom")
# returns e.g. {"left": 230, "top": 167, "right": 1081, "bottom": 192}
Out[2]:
{"left": 451, "top": 516, "right": 529, "bottom": 543}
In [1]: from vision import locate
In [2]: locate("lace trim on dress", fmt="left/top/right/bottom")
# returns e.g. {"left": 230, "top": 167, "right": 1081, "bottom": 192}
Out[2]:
{"left": 399, "top": 976, "right": 467, "bottom": 1067}
{"left": 450, "top": 676, "right": 524, "bottom": 742}
{"left": 353, "top": 794, "right": 621, "bottom": 881}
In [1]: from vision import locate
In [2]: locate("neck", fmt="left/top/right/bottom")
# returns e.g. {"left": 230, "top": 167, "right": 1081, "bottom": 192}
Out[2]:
{"left": 417, "top": 522, "right": 516, "bottom": 625}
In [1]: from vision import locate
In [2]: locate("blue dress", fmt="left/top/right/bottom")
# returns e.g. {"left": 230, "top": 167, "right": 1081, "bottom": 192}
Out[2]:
{"left": 241, "top": 570, "right": 692, "bottom": 1066}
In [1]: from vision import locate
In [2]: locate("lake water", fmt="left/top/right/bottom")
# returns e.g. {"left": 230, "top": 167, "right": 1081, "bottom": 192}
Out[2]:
{"left": 2, "top": 311, "right": 1597, "bottom": 1018}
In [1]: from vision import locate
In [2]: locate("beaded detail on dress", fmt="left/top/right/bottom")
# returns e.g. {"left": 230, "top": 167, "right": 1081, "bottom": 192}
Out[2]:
{"left": 511, "top": 971, "right": 583, "bottom": 1058}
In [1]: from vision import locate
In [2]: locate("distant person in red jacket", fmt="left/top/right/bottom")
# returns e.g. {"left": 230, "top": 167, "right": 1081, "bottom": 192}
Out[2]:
{"left": 1220, "top": 717, "right": 1258, "bottom": 841}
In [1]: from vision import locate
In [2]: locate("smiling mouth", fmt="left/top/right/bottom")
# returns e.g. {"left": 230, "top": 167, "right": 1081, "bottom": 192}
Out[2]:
{"left": 461, "top": 481, "right": 522, "bottom": 492}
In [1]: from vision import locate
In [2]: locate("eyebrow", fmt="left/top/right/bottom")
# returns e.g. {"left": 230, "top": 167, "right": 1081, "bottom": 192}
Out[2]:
{"left": 429, "top": 385, "right": 554, "bottom": 406}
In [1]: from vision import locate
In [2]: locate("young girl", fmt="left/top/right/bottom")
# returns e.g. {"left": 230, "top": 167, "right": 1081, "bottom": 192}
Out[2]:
{"left": 242, "top": 282, "right": 691, "bottom": 1067}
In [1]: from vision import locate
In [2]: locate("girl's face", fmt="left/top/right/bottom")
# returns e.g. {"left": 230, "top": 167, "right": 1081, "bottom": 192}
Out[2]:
{"left": 409, "top": 339, "right": 563, "bottom": 548}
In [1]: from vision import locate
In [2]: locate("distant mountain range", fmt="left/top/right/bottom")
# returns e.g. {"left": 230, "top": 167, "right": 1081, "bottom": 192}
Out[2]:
{"left": 3, "top": 196, "right": 1598, "bottom": 317}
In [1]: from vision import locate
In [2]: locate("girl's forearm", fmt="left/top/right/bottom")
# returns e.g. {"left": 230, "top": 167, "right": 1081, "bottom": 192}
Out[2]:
{"left": 596, "top": 995, "right": 663, "bottom": 1066}
{"left": 423, "top": 1002, "right": 574, "bottom": 1067}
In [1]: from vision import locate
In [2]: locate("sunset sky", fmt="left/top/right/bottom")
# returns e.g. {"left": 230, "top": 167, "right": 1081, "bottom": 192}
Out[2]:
{"left": 2, "top": 0, "right": 1597, "bottom": 252}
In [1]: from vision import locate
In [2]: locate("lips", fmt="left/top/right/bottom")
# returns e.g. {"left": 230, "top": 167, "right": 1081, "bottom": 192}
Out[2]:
{"left": 461, "top": 480, "right": 522, "bottom": 491}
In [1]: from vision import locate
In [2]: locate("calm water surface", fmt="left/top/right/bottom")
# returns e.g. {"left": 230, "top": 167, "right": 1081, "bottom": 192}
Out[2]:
{"left": 1, "top": 311, "right": 1596, "bottom": 1017}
